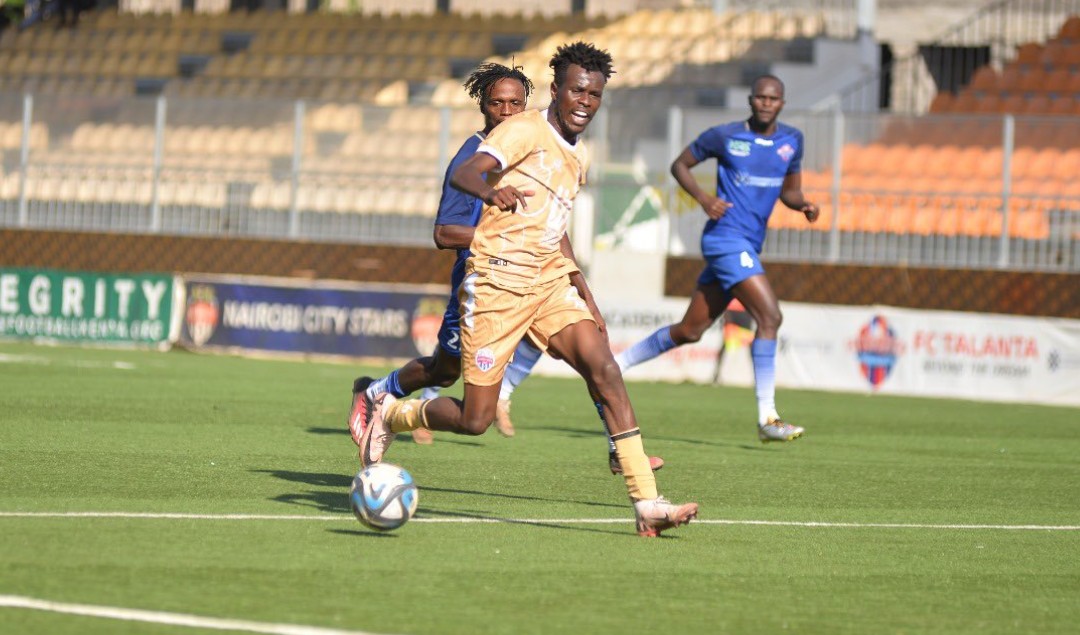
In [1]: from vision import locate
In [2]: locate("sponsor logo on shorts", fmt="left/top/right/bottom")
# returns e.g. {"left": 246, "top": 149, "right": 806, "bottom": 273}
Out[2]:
{"left": 740, "top": 251, "right": 755, "bottom": 268}
{"left": 476, "top": 347, "right": 496, "bottom": 372}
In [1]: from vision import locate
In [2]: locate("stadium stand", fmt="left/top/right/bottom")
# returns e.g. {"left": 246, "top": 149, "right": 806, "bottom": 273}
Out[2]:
{"left": 0, "top": 2, "right": 1077, "bottom": 272}
{"left": 773, "top": 11, "right": 1080, "bottom": 248}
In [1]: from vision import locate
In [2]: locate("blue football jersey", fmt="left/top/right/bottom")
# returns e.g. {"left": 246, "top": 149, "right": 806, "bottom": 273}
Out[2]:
{"left": 434, "top": 132, "right": 486, "bottom": 293}
{"left": 688, "top": 120, "right": 803, "bottom": 254}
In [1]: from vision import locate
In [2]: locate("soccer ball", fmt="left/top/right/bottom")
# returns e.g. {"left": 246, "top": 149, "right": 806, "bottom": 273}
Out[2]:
{"left": 349, "top": 463, "right": 418, "bottom": 531}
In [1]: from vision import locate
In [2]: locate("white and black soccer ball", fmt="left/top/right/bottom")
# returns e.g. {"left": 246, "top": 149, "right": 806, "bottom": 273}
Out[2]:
{"left": 349, "top": 463, "right": 418, "bottom": 531}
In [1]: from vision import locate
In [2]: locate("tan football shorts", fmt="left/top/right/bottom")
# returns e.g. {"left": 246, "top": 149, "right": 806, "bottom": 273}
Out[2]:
{"left": 458, "top": 271, "right": 595, "bottom": 386}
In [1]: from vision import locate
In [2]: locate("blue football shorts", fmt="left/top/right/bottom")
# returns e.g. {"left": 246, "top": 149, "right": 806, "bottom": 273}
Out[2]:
{"left": 697, "top": 241, "right": 766, "bottom": 292}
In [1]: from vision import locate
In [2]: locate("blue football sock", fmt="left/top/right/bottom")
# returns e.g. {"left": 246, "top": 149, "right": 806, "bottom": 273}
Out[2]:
{"left": 499, "top": 339, "right": 543, "bottom": 400}
{"left": 367, "top": 370, "right": 407, "bottom": 400}
{"left": 616, "top": 326, "right": 676, "bottom": 371}
{"left": 751, "top": 338, "right": 778, "bottom": 425}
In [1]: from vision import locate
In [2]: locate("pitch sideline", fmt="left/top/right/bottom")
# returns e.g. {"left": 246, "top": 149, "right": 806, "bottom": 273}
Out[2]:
{"left": 0, "top": 594, "right": 388, "bottom": 635}
{"left": 0, "top": 511, "right": 1077, "bottom": 531}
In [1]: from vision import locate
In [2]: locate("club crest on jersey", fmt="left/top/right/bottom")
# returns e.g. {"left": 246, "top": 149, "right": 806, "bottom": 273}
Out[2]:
{"left": 475, "top": 347, "right": 496, "bottom": 372}
{"left": 727, "top": 139, "right": 751, "bottom": 157}
{"left": 777, "top": 143, "right": 795, "bottom": 162}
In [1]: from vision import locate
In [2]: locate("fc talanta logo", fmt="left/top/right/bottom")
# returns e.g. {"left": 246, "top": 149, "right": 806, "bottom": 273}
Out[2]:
{"left": 185, "top": 284, "right": 220, "bottom": 347}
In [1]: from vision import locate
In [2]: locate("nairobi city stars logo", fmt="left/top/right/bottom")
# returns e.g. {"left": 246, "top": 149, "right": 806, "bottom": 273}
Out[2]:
{"left": 184, "top": 284, "right": 220, "bottom": 347}
{"left": 854, "top": 315, "right": 901, "bottom": 388}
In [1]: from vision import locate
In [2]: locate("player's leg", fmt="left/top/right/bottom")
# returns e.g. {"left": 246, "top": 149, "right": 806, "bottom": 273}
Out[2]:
{"left": 589, "top": 386, "right": 665, "bottom": 475}
{"left": 544, "top": 312, "right": 696, "bottom": 537}
{"left": 615, "top": 274, "right": 729, "bottom": 371}
{"left": 364, "top": 275, "right": 530, "bottom": 462}
{"left": 493, "top": 338, "right": 543, "bottom": 437}
{"left": 731, "top": 273, "right": 802, "bottom": 442}
{"left": 358, "top": 300, "right": 466, "bottom": 445}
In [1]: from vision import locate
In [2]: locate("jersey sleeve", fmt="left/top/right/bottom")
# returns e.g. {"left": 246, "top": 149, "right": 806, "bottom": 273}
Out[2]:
{"left": 688, "top": 126, "right": 725, "bottom": 162}
{"left": 435, "top": 136, "right": 483, "bottom": 227}
{"left": 476, "top": 115, "right": 539, "bottom": 172}
{"left": 787, "top": 129, "right": 804, "bottom": 174}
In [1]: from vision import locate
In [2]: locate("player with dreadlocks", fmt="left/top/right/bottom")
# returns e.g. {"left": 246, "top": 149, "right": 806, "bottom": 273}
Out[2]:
{"left": 356, "top": 43, "right": 698, "bottom": 537}
{"left": 350, "top": 63, "right": 534, "bottom": 445}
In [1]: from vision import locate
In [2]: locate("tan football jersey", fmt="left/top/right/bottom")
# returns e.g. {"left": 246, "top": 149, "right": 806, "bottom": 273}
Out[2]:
{"left": 467, "top": 109, "right": 590, "bottom": 289}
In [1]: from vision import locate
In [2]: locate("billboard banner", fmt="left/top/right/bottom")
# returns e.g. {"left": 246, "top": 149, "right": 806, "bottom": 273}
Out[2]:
{"left": 533, "top": 296, "right": 736, "bottom": 384}
{"left": 544, "top": 297, "right": 1080, "bottom": 406}
{"left": 179, "top": 275, "right": 449, "bottom": 360}
{"left": 777, "top": 304, "right": 1080, "bottom": 406}
{"left": 0, "top": 268, "right": 179, "bottom": 347}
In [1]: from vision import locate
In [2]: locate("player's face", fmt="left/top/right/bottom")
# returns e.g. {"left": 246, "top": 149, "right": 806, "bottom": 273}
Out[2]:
{"left": 481, "top": 78, "right": 527, "bottom": 133}
{"left": 748, "top": 79, "right": 785, "bottom": 130}
{"left": 549, "top": 63, "right": 606, "bottom": 142}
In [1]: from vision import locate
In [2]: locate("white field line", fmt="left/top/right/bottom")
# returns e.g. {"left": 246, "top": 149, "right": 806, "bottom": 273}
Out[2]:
{"left": 0, "top": 594, "right": 388, "bottom": 635}
{"left": 0, "top": 511, "right": 1077, "bottom": 531}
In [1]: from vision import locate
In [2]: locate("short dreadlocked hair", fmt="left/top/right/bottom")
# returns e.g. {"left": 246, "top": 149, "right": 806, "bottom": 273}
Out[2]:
{"left": 549, "top": 41, "right": 615, "bottom": 86}
{"left": 463, "top": 62, "right": 534, "bottom": 105}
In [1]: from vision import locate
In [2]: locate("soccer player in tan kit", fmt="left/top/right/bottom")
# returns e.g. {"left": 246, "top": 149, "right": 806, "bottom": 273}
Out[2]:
{"left": 355, "top": 42, "right": 697, "bottom": 537}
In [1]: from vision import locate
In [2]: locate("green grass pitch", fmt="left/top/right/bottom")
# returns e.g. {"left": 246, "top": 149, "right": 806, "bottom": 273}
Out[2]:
{"left": 0, "top": 340, "right": 1077, "bottom": 635}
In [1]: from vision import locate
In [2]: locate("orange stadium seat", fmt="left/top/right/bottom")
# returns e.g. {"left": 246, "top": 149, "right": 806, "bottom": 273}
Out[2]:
{"left": 1058, "top": 15, "right": 1080, "bottom": 40}
{"left": 928, "top": 92, "right": 955, "bottom": 113}
{"left": 1015, "top": 42, "right": 1044, "bottom": 66}
{"left": 968, "top": 66, "right": 999, "bottom": 91}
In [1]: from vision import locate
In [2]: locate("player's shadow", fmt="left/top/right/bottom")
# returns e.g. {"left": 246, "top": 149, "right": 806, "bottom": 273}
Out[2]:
{"left": 306, "top": 427, "right": 484, "bottom": 447}
{"left": 255, "top": 469, "right": 351, "bottom": 488}
{"left": 532, "top": 424, "right": 755, "bottom": 450}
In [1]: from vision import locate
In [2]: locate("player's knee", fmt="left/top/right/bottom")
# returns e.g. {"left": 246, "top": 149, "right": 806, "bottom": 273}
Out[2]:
{"left": 758, "top": 309, "right": 782, "bottom": 334}
{"left": 431, "top": 369, "right": 460, "bottom": 388}
{"left": 460, "top": 415, "right": 493, "bottom": 436}
{"left": 674, "top": 323, "right": 709, "bottom": 345}
{"left": 588, "top": 357, "right": 624, "bottom": 394}
{"left": 459, "top": 402, "right": 497, "bottom": 435}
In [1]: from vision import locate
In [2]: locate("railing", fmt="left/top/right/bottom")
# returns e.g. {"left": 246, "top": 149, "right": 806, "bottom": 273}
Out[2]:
{"left": 0, "top": 93, "right": 1077, "bottom": 272}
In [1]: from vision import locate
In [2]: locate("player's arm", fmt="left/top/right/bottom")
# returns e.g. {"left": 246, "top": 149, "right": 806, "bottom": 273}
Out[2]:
{"left": 671, "top": 147, "right": 731, "bottom": 220}
{"left": 433, "top": 224, "right": 475, "bottom": 250}
{"left": 560, "top": 234, "right": 607, "bottom": 336}
{"left": 450, "top": 152, "right": 533, "bottom": 212}
{"left": 779, "top": 172, "right": 819, "bottom": 223}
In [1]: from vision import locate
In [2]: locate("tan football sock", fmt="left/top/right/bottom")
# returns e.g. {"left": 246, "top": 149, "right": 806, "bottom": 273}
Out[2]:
{"left": 612, "top": 428, "right": 658, "bottom": 501}
{"left": 385, "top": 399, "right": 431, "bottom": 433}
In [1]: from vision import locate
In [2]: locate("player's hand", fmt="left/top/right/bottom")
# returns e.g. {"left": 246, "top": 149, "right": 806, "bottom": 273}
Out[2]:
{"left": 701, "top": 195, "right": 732, "bottom": 220}
{"left": 486, "top": 186, "right": 534, "bottom": 212}
{"left": 802, "top": 202, "right": 819, "bottom": 223}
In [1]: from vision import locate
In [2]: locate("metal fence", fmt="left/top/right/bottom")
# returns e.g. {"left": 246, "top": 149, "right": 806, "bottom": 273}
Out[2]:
{"left": 0, "top": 92, "right": 1077, "bottom": 272}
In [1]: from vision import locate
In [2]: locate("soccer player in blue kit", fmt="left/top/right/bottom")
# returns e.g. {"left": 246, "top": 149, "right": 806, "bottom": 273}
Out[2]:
{"left": 616, "top": 74, "right": 819, "bottom": 442}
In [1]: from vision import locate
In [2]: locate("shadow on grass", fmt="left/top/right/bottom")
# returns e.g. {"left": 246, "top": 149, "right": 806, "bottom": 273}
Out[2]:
{"left": 328, "top": 528, "right": 397, "bottom": 538}
{"left": 306, "top": 427, "right": 484, "bottom": 448}
{"left": 531, "top": 425, "right": 767, "bottom": 451}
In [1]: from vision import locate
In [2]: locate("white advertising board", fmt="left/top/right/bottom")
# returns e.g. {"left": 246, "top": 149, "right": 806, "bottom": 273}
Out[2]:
{"left": 532, "top": 299, "right": 1080, "bottom": 407}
